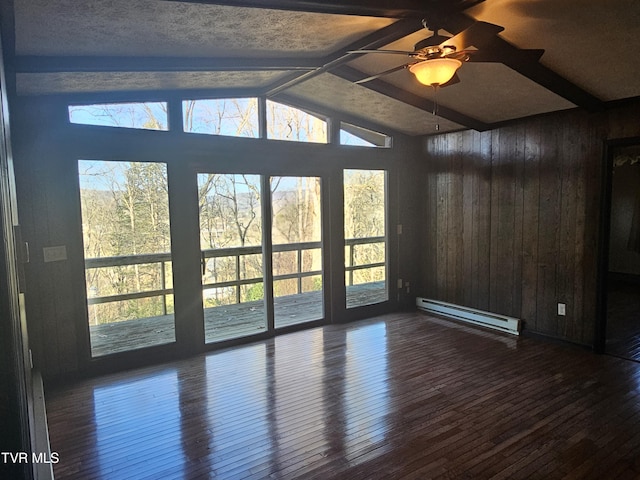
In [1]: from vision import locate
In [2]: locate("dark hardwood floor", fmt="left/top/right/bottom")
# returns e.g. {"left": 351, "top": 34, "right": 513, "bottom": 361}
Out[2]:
{"left": 46, "top": 312, "right": 640, "bottom": 479}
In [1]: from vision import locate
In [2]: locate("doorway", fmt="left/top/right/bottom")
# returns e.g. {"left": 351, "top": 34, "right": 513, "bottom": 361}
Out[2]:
{"left": 197, "top": 173, "right": 267, "bottom": 343}
{"left": 600, "top": 141, "right": 640, "bottom": 361}
{"left": 196, "top": 172, "right": 326, "bottom": 343}
{"left": 271, "top": 175, "right": 324, "bottom": 328}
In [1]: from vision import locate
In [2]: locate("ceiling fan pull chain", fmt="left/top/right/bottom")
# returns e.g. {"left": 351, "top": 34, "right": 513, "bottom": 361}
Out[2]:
{"left": 433, "top": 85, "right": 441, "bottom": 131}
{"left": 432, "top": 85, "right": 439, "bottom": 116}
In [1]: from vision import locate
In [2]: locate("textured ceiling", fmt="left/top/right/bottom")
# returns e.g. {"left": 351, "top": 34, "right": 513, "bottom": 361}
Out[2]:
{"left": 466, "top": 0, "right": 640, "bottom": 101}
{"left": 9, "top": 0, "right": 640, "bottom": 136}
{"left": 285, "top": 73, "right": 464, "bottom": 135}
{"left": 434, "top": 64, "right": 576, "bottom": 124}
{"left": 15, "top": 0, "right": 394, "bottom": 58}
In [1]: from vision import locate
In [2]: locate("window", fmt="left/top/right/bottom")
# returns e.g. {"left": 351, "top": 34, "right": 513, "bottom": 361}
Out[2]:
{"left": 340, "top": 122, "right": 391, "bottom": 148}
{"left": 183, "top": 98, "right": 259, "bottom": 138}
{"left": 344, "top": 169, "right": 388, "bottom": 307}
{"left": 69, "top": 102, "right": 168, "bottom": 131}
{"left": 78, "top": 160, "right": 175, "bottom": 356}
{"left": 266, "top": 100, "right": 327, "bottom": 144}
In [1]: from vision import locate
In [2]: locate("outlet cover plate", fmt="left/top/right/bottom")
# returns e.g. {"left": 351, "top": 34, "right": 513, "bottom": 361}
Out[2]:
{"left": 43, "top": 245, "right": 67, "bottom": 263}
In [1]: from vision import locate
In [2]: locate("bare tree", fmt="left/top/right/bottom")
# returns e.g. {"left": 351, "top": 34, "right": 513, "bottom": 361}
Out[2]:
{"left": 266, "top": 100, "right": 327, "bottom": 143}
{"left": 183, "top": 98, "right": 258, "bottom": 137}
{"left": 79, "top": 161, "right": 171, "bottom": 324}
{"left": 344, "top": 170, "right": 386, "bottom": 284}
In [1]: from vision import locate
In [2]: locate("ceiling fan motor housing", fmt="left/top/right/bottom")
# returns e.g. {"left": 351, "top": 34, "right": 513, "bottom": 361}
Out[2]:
{"left": 414, "top": 34, "right": 452, "bottom": 52}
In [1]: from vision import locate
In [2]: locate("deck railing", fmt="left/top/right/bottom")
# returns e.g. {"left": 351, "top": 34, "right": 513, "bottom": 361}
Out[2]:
{"left": 345, "top": 236, "right": 385, "bottom": 286}
{"left": 84, "top": 236, "right": 386, "bottom": 313}
{"left": 200, "top": 241, "right": 323, "bottom": 305}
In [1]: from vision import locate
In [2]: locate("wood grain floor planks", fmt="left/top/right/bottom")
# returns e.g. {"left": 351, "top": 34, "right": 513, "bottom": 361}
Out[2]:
{"left": 47, "top": 312, "right": 640, "bottom": 479}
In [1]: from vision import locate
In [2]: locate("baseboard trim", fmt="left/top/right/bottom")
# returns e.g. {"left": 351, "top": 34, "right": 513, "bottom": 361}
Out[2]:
{"left": 33, "top": 370, "right": 54, "bottom": 480}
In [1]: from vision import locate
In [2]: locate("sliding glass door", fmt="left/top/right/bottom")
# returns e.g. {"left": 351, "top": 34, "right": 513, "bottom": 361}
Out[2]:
{"left": 196, "top": 173, "right": 325, "bottom": 342}
{"left": 197, "top": 173, "right": 266, "bottom": 343}
{"left": 77, "top": 162, "right": 387, "bottom": 358}
{"left": 271, "top": 176, "right": 324, "bottom": 328}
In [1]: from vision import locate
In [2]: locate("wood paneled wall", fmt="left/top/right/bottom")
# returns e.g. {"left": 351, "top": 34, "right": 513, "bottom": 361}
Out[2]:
{"left": 11, "top": 99, "right": 86, "bottom": 377}
{"left": 421, "top": 101, "right": 640, "bottom": 346}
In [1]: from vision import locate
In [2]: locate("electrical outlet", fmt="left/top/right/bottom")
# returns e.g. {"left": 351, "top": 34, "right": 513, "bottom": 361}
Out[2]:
{"left": 397, "top": 278, "right": 403, "bottom": 289}
{"left": 557, "top": 303, "right": 566, "bottom": 316}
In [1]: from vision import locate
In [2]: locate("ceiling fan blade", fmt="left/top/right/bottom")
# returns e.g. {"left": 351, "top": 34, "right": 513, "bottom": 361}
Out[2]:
{"left": 354, "top": 63, "right": 415, "bottom": 84}
{"left": 348, "top": 49, "right": 418, "bottom": 57}
{"left": 440, "top": 21, "right": 505, "bottom": 52}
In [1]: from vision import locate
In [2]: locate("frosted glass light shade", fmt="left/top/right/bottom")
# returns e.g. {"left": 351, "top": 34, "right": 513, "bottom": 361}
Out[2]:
{"left": 409, "top": 58, "right": 462, "bottom": 86}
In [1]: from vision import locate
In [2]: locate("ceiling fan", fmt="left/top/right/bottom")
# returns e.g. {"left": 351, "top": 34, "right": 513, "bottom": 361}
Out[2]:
{"left": 348, "top": 20, "right": 505, "bottom": 87}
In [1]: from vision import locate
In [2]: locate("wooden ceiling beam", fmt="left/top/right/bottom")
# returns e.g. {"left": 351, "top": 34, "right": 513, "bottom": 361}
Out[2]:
{"left": 14, "top": 56, "right": 319, "bottom": 73}
{"left": 36, "top": 87, "right": 261, "bottom": 105}
{"left": 497, "top": 49, "right": 605, "bottom": 111}
{"left": 158, "top": 0, "right": 485, "bottom": 19}
{"left": 443, "top": 14, "right": 605, "bottom": 112}
{"left": 331, "top": 65, "right": 490, "bottom": 131}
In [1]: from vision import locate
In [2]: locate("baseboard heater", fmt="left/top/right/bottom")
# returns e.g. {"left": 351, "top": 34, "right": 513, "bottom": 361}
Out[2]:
{"left": 416, "top": 298, "right": 521, "bottom": 336}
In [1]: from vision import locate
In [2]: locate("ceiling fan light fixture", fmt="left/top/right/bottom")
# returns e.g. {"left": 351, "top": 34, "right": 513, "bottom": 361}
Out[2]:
{"left": 409, "top": 58, "right": 462, "bottom": 87}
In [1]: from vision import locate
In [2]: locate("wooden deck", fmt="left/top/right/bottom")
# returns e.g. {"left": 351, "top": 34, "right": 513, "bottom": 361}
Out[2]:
{"left": 90, "top": 282, "right": 386, "bottom": 357}
{"left": 48, "top": 311, "right": 640, "bottom": 479}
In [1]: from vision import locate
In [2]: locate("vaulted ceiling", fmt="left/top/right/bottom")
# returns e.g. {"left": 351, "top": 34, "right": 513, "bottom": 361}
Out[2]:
{"left": 6, "top": 0, "right": 640, "bottom": 136}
